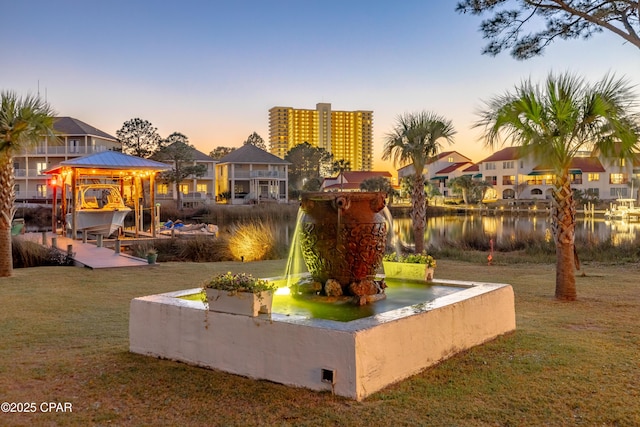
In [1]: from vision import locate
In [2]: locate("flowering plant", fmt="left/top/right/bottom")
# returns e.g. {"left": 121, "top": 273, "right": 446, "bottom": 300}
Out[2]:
{"left": 202, "top": 272, "right": 277, "bottom": 294}
{"left": 383, "top": 252, "right": 436, "bottom": 268}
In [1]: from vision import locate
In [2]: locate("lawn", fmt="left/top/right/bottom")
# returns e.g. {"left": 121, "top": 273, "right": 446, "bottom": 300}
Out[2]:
{"left": 1, "top": 259, "right": 639, "bottom": 426}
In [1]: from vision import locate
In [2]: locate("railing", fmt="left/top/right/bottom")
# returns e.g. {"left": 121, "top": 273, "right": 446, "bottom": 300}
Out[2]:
{"left": 250, "top": 170, "right": 286, "bottom": 179}
{"left": 232, "top": 170, "right": 286, "bottom": 179}
{"left": 17, "top": 145, "right": 110, "bottom": 156}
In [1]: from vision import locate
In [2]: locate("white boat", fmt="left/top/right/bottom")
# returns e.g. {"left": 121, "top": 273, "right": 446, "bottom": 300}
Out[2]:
{"left": 604, "top": 198, "right": 640, "bottom": 220}
{"left": 66, "top": 184, "right": 131, "bottom": 236}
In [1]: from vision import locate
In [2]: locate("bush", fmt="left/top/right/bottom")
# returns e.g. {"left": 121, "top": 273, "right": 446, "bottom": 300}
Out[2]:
{"left": 12, "top": 238, "right": 73, "bottom": 268}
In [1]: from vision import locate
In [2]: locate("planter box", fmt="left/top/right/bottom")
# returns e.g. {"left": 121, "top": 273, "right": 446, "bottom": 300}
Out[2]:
{"left": 205, "top": 289, "right": 273, "bottom": 316}
{"left": 383, "top": 262, "right": 434, "bottom": 282}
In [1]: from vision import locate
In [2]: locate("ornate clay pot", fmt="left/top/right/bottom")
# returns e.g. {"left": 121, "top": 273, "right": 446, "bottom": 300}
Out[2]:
{"left": 299, "top": 192, "right": 388, "bottom": 289}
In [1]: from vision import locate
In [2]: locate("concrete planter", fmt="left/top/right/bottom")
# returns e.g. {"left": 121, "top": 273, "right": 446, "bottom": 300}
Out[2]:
{"left": 205, "top": 289, "right": 273, "bottom": 317}
{"left": 383, "top": 262, "right": 434, "bottom": 282}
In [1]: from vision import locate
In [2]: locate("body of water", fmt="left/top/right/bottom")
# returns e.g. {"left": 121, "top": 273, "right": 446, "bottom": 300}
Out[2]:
{"left": 392, "top": 214, "right": 640, "bottom": 248}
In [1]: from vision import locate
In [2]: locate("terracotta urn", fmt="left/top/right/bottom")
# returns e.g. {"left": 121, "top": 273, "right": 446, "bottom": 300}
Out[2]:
{"left": 299, "top": 192, "right": 388, "bottom": 291}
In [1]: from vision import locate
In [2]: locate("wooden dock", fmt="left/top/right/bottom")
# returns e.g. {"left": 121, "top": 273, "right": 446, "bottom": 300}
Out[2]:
{"left": 20, "top": 232, "right": 150, "bottom": 269}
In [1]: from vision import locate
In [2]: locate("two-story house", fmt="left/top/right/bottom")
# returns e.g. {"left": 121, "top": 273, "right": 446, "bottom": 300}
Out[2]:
{"left": 15, "top": 117, "right": 121, "bottom": 203}
{"left": 215, "top": 144, "right": 290, "bottom": 204}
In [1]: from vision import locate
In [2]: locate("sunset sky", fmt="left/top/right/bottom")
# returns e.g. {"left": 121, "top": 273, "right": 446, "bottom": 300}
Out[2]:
{"left": 2, "top": 1, "right": 639, "bottom": 173}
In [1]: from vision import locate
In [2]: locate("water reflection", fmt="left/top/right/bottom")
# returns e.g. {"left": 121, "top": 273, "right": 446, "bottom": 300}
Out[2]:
{"left": 392, "top": 215, "right": 640, "bottom": 247}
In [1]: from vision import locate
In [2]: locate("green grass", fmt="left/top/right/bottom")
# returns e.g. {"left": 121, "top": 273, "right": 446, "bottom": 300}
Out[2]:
{"left": 1, "top": 260, "right": 639, "bottom": 426}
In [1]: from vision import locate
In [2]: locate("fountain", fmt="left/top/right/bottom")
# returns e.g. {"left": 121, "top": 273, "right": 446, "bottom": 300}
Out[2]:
{"left": 129, "top": 192, "right": 516, "bottom": 401}
{"left": 297, "top": 192, "right": 388, "bottom": 304}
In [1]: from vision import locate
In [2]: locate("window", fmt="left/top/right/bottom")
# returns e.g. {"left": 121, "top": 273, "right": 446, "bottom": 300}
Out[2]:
{"left": 587, "top": 173, "right": 600, "bottom": 182}
{"left": 502, "top": 175, "right": 515, "bottom": 185}
{"left": 36, "top": 162, "right": 48, "bottom": 175}
{"left": 619, "top": 158, "right": 626, "bottom": 167}
{"left": 587, "top": 188, "right": 599, "bottom": 197}
{"left": 485, "top": 162, "right": 495, "bottom": 170}
{"left": 14, "top": 184, "right": 20, "bottom": 194}
{"left": 179, "top": 184, "right": 189, "bottom": 194}
{"left": 196, "top": 184, "right": 207, "bottom": 193}
{"left": 69, "top": 139, "right": 79, "bottom": 153}
{"left": 36, "top": 184, "right": 47, "bottom": 198}
{"left": 503, "top": 161, "right": 514, "bottom": 169}
{"left": 531, "top": 188, "right": 543, "bottom": 195}
{"left": 611, "top": 188, "right": 628, "bottom": 197}
{"left": 485, "top": 176, "right": 497, "bottom": 185}
{"left": 157, "top": 184, "right": 168, "bottom": 195}
{"left": 447, "top": 156, "right": 454, "bottom": 163}
{"left": 610, "top": 173, "right": 626, "bottom": 184}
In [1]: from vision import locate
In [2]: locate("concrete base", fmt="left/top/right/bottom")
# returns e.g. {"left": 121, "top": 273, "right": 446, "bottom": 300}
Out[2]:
{"left": 129, "top": 279, "right": 515, "bottom": 401}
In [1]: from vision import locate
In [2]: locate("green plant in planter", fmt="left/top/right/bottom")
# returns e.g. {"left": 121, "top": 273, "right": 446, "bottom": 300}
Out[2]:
{"left": 202, "top": 272, "right": 278, "bottom": 316}
{"left": 202, "top": 272, "right": 277, "bottom": 296}
{"left": 383, "top": 252, "right": 436, "bottom": 268}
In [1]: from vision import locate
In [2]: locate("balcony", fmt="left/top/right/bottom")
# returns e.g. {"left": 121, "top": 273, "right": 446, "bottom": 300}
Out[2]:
{"left": 17, "top": 145, "right": 109, "bottom": 156}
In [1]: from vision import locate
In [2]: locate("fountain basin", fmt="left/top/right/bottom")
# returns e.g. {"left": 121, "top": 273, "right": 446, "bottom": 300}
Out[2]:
{"left": 130, "top": 278, "right": 515, "bottom": 401}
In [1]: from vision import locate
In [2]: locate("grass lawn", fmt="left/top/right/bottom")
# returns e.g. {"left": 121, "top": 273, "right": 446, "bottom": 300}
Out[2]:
{"left": 1, "top": 258, "right": 639, "bottom": 426}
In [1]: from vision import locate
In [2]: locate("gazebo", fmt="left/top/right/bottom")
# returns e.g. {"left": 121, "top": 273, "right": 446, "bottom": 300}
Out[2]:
{"left": 44, "top": 151, "right": 170, "bottom": 238}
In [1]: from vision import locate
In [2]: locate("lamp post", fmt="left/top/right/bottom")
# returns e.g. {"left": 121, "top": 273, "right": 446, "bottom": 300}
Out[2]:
{"left": 49, "top": 176, "right": 58, "bottom": 235}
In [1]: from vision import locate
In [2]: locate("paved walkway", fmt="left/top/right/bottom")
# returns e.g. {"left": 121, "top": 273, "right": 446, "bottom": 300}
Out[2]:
{"left": 20, "top": 232, "right": 150, "bottom": 269}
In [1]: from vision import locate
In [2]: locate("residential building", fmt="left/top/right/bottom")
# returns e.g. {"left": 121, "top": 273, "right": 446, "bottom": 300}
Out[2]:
{"left": 14, "top": 117, "right": 121, "bottom": 203}
{"left": 215, "top": 144, "right": 290, "bottom": 204}
{"left": 397, "top": 151, "right": 473, "bottom": 196}
{"left": 475, "top": 147, "right": 637, "bottom": 200}
{"left": 268, "top": 103, "right": 373, "bottom": 171}
{"left": 152, "top": 144, "right": 218, "bottom": 208}
{"left": 395, "top": 146, "right": 640, "bottom": 202}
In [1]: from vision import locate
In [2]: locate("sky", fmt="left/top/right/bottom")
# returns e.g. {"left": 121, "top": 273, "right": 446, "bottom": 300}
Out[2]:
{"left": 2, "top": 1, "right": 639, "bottom": 173}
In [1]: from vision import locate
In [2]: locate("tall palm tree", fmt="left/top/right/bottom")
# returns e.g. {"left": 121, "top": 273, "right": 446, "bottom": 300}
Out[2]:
{"left": 476, "top": 72, "right": 639, "bottom": 300}
{"left": 383, "top": 111, "right": 456, "bottom": 253}
{"left": 332, "top": 159, "right": 351, "bottom": 190}
{"left": 0, "top": 91, "right": 56, "bottom": 277}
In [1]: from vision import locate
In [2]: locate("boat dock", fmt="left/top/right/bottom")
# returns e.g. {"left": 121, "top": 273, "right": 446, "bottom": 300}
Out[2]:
{"left": 20, "top": 232, "right": 150, "bottom": 269}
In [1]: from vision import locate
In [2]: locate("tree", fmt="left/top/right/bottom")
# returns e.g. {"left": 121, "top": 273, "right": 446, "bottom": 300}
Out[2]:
{"left": 456, "top": 0, "right": 640, "bottom": 59}
{"left": 448, "top": 175, "right": 492, "bottom": 204}
{"left": 116, "top": 118, "right": 161, "bottom": 158}
{"left": 284, "top": 142, "right": 332, "bottom": 190}
{"left": 475, "top": 72, "right": 639, "bottom": 300}
{"left": 0, "top": 91, "right": 56, "bottom": 277}
{"left": 360, "top": 176, "right": 398, "bottom": 203}
{"left": 152, "top": 132, "right": 206, "bottom": 209}
{"left": 332, "top": 159, "right": 351, "bottom": 190}
{"left": 243, "top": 132, "right": 267, "bottom": 150}
{"left": 382, "top": 112, "right": 456, "bottom": 253}
{"left": 209, "top": 146, "right": 236, "bottom": 160}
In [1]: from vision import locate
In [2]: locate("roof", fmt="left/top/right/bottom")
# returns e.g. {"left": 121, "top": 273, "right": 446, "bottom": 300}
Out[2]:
{"left": 217, "top": 144, "right": 290, "bottom": 164}
{"left": 478, "top": 147, "right": 521, "bottom": 163}
{"left": 463, "top": 163, "right": 480, "bottom": 172}
{"left": 45, "top": 150, "right": 171, "bottom": 172}
{"left": 53, "top": 117, "right": 117, "bottom": 141}
{"left": 435, "top": 162, "right": 472, "bottom": 174}
{"left": 532, "top": 157, "right": 605, "bottom": 173}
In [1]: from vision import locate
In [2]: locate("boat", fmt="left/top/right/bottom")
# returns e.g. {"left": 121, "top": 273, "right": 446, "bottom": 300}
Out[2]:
{"left": 66, "top": 184, "right": 131, "bottom": 236}
{"left": 604, "top": 198, "right": 640, "bottom": 221}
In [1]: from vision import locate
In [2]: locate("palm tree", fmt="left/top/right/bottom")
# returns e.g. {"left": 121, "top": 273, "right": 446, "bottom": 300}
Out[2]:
{"left": 332, "top": 159, "right": 351, "bottom": 190}
{"left": 448, "top": 175, "right": 492, "bottom": 205}
{"left": 383, "top": 112, "right": 456, "bottom": 253}
{"left": 476, "top": 72, "right": 639, "bottom": 300}
{"left": 0, "top": 91, "right": 56, "bottom": 277}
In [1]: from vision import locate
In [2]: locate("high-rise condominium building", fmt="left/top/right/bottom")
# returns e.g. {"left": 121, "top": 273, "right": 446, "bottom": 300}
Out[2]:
{"left": 268, "top": 103, "right": 373, "bottom": 171}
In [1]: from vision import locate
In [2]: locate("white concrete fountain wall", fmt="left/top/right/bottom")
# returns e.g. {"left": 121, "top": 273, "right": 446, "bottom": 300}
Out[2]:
{"left": 129, "top": 279, "right": 515, "bottom": 401}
